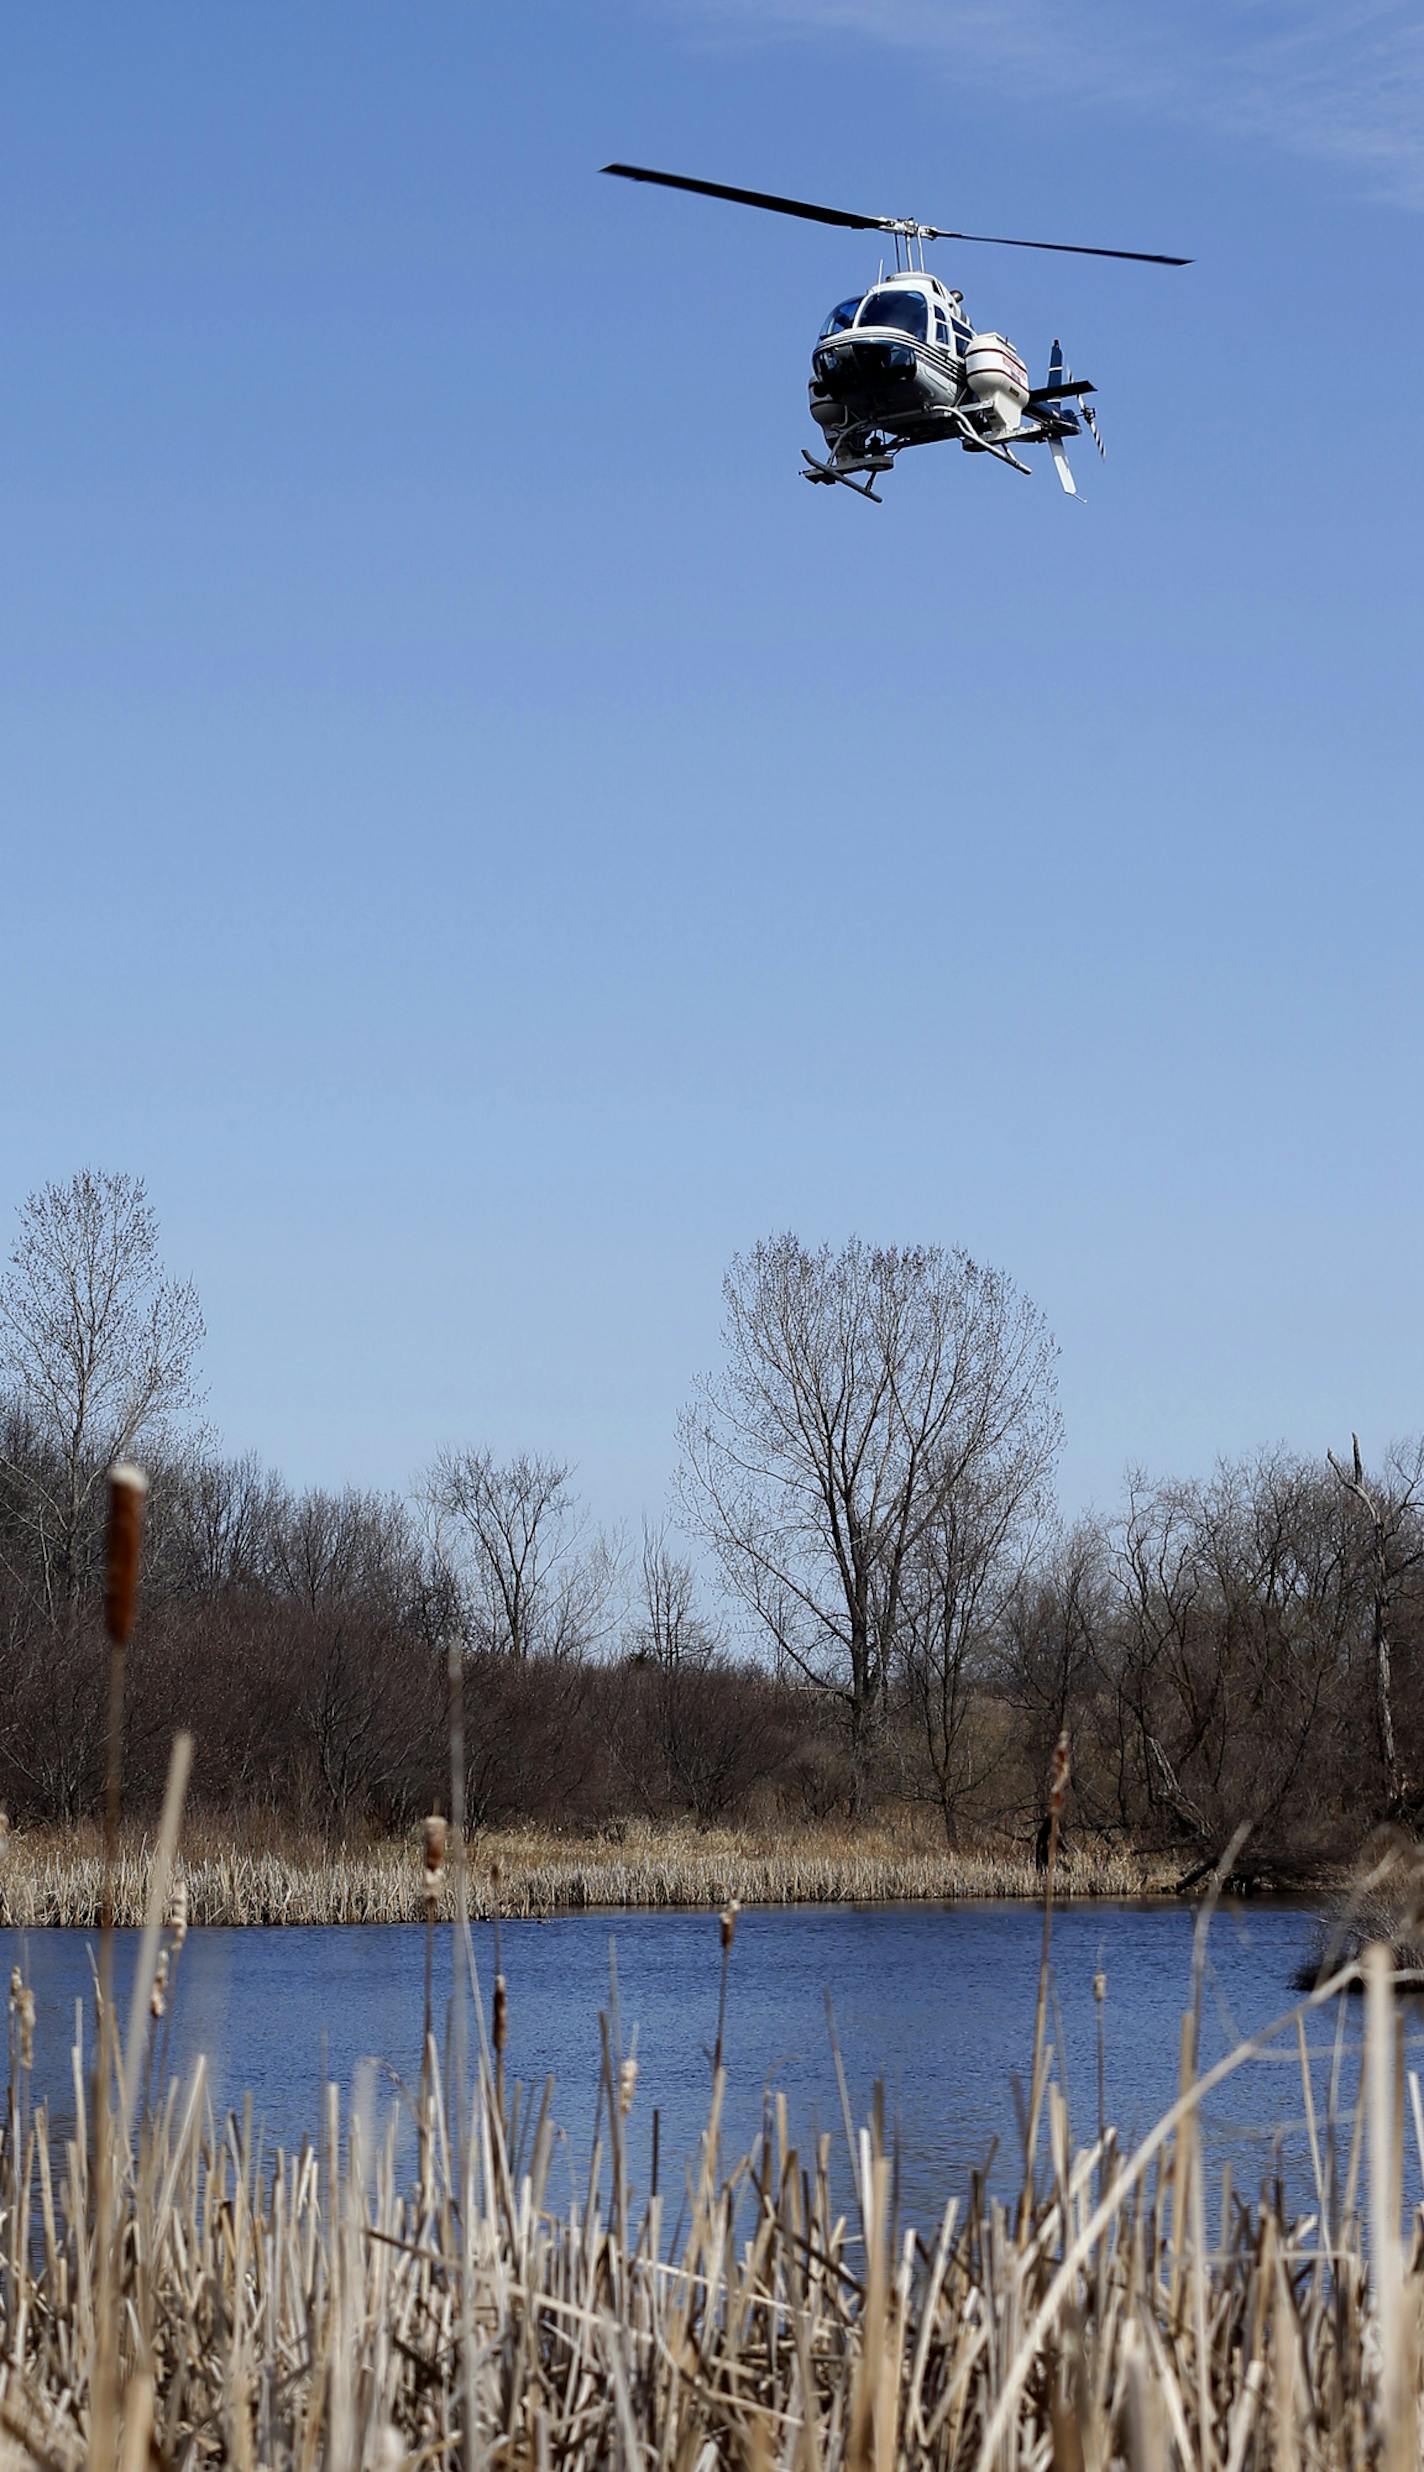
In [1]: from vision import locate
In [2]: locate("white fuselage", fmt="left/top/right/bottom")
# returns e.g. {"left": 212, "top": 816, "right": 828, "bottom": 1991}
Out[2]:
{"left": 809, "top": 270, "right": 1028, "bottom": 452}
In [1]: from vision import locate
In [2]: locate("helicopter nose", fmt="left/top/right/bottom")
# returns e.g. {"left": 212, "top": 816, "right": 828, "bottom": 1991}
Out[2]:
{"left": 813, "top": 338, "right": 917, "bottom": 390}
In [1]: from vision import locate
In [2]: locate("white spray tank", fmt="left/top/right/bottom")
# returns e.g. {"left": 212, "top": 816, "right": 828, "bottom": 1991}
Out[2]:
{"left": 963, "top": 332, "right": 1030, "bottom": 436}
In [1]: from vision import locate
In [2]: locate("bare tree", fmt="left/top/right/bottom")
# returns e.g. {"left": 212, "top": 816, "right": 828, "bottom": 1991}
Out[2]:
{"left": 628, "top": 1524, "right": 719, "bottom": 1673}
{"left": 292, "top": 1601, "right": 438, "bottom": 1832}
{"left": 426, "top": 1449, "right": 621, "bottom": 1662}
{"left": 1082, "top": 1453, "right": 1374, "bottom": 1874}
{"left": 148, "top": 1446, "right": 281, "bottom": 1599}
{"left": 615, "top": 1525, "right": 774, "bottom": 1825}
{"left": 1327, "top": 1433, "right": 1424, "bottom": 1807}
{"left": 1000, "top": 1522, "right": 1111, "bottom": 1832}
{"left": 680, "top": 1234, "right": 1061, "bottom": 1803}
{"left": 0, "top": 1172, "right": 203, "bottom": 1635}
{"left": 898, "top": 1457, "right": 1050, "bottom": 1845}
{"left": 263, "top": 1486, "right": 420, "bottom": 1618}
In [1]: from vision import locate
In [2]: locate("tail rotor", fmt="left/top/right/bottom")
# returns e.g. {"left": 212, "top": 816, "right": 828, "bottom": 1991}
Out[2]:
{"left": 1042, "top": 338, "right": 1103, "bottom": 497}
{"left": 1050, "top": 338, "right": 1105, "bottom": 457}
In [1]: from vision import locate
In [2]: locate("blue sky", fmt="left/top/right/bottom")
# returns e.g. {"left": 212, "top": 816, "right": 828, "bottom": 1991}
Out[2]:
{"left": 4, "top": 1, "right": 1422, "bottom": 1537}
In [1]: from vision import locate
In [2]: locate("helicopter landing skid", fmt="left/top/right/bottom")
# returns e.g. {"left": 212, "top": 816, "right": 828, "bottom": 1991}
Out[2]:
{"left": 948, "top": 408, "right": 1032, "bottom": 476}
{"left": 800, "top": 447, "right": 892, "bottom": 502}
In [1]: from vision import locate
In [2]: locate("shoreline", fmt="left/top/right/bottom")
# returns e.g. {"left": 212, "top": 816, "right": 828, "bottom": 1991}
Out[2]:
{"left": 0, "top": 1823, "right": 1304, "bottom": 1927}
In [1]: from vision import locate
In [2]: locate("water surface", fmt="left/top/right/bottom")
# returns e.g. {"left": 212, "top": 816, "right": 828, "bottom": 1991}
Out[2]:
{"left": 1, "top": 1899, "right": 1390, "bottom": 2224}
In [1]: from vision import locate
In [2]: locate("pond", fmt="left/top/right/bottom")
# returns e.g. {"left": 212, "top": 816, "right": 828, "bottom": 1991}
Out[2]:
{"left": 0, "top": 1898, "right": 1397, "bottom": 2226}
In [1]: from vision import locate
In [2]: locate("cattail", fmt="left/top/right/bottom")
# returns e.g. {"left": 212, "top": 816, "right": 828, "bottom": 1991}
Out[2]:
{"left": 493, "top": 1973, "right": 508, "bottom": 2061}
{"left": 16, "top": 1987, "right": 33, "bottom": 2070}
{"left": 150, "top": 1949, "right": 169, "bottom": 2022}
{"left": 8, "top": 1966, "right": 20, "bottom": 2008}
{"left": 618, "top": 2054, "right": 638, "bottom": 2119}
{"left": 1050, "top": 1731, "right": 1071, "bottom": 1816}
{"left": 166, "top": 1876, "right": 189, "bottom": 1950}
{"left": 1093, "top": 1969, "right": 1107, "bottom": 2005}
{"left": 719, "top": 1898, "right": 740, "bottom": 1955}
{"left": 104, "top": 1462, "right": 149, "bottom": 1647}
{"left": 422, "top": 1813, "right": 447, "bottom": 1913}
{"left": 0, "top": 1811, "right": 10, "bottom": 1859}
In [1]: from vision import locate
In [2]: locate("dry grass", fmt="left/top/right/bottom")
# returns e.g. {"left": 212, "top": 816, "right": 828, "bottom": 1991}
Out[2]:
{"left": 0, "top": 1820, "right": 1171, "bottom": 1927}
{"left": 0, "top": 1868, "right": 1416, "bottom": 2467}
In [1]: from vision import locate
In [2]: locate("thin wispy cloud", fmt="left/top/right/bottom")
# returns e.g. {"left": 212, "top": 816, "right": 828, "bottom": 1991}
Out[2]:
{"left": 660, "top": 0, "right": 1424, "bottom": 208}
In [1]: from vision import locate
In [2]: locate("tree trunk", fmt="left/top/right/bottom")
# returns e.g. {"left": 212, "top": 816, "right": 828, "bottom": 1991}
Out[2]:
{"left": 1373, "top": 1588, "right": 1398, "bottom": 1801}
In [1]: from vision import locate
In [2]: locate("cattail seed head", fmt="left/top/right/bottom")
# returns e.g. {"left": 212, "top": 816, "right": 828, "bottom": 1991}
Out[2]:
{"left": 150, "top": 1950, "right": 169, "bottom": 2021}
{"left": 1050, "top": 1731, "right": 1071, "bottom": 1817}
{"left": 493, "top": 1972, "right": 508, "bottom": 2059}
{"left": 719, "top": 1898, "right": 740, "bottom": 1955}
{"left": 104, "top": 1462, "right": 149, "bottom": 1648}
{"left": 1093, "top": 1969, "right": 1107, "bottom": 2005}
{"left": 8, "top": 1967, "right": 20, "bottom": 2008}
{"left": 422, "top": 1813, "right": 448, "bottom": 1907}
{"left": 618, "top": 2055, "right": 638, "bottom": 2119}
{"left": 166, "top": 1876, "right": 189, "bottom": 1949}
{"left": 17, "top": 1988, "right": 33, "bottom": 2070}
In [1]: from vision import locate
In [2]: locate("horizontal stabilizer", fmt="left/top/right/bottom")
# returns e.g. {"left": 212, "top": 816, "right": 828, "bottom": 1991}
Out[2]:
{"left": 1027, "top": 377, "right": 1096, "bottom": 405}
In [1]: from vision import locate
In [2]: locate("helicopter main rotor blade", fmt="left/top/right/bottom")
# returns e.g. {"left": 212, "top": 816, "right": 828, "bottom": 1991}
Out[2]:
{"left": 602, "top": 163, "right": 1190, "bottom": 264}
{"left": 601, "top": 164, "right": 885, "bottom": 231}
{"left": 923, "top": 223, "right": 1190, "bottom": 265}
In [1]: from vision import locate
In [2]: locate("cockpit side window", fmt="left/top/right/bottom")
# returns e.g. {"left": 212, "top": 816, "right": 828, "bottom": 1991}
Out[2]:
{"left": 818, "top": 297, "right": 863, "bottom": 340}
{"left": 856, "top": 288, "right": 929, "bottom": 343}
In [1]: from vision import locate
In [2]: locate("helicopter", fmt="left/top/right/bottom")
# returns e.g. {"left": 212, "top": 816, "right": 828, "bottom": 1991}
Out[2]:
{"left": 602, "top": 164, "right": 1189, "bottom": 502}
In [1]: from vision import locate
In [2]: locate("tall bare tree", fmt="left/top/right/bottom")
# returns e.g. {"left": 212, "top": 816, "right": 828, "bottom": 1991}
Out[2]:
{"left": 0, "top": 1172, "right": 203, "bottom": 1634}
{"left": 426, "top": 1449, "right": 621, "bottom": 1662}
{"left": 680, "top": 1234, "right": 1061, "bottom": 1802}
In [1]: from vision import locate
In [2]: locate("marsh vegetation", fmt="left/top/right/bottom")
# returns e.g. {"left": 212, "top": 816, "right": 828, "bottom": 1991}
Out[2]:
{"left": 0, "top": 1820, "right": 1165, "bottom": 1928}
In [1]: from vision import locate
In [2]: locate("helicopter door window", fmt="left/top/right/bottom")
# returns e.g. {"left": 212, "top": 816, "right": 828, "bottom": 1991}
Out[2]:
{"left": 856, "top": 287, "right": 929, "bottom": 342}
{"left": 818, "top": 297, "right": 863, "bottom": 340}
{"left": 933, "top": 310, "right": 950, "bottom": 346}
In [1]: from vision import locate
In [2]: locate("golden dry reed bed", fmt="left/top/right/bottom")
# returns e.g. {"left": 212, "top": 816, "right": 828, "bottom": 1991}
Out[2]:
{"left": 0, "top": 1840, "right": 1419, "bottom": 2469}
{"left": 0, "top": 1824, "right": 1168, "bottom": 1929}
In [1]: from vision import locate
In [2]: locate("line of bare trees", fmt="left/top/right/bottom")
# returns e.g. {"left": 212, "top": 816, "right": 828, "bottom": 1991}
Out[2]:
{"left": 2, "top": 1172, "right": 1421, "bottom": 1867}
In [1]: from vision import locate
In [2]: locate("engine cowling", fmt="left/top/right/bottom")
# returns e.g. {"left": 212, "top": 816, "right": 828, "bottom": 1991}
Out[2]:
{"left": 964, "top": 333, "right": 1029, "bottom": 436}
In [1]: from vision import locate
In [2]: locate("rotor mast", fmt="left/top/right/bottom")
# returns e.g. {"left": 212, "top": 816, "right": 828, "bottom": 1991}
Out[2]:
{"left": 884, "top": 222, "right": 934, "bottom": 274}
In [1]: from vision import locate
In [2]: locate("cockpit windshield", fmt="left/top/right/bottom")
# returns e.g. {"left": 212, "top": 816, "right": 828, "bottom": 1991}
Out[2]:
{"left": 856, "top": 287, "right": 929, "bottom": 342}
{"left": 818, "top": 297, "right": 862, "bottom": 340}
